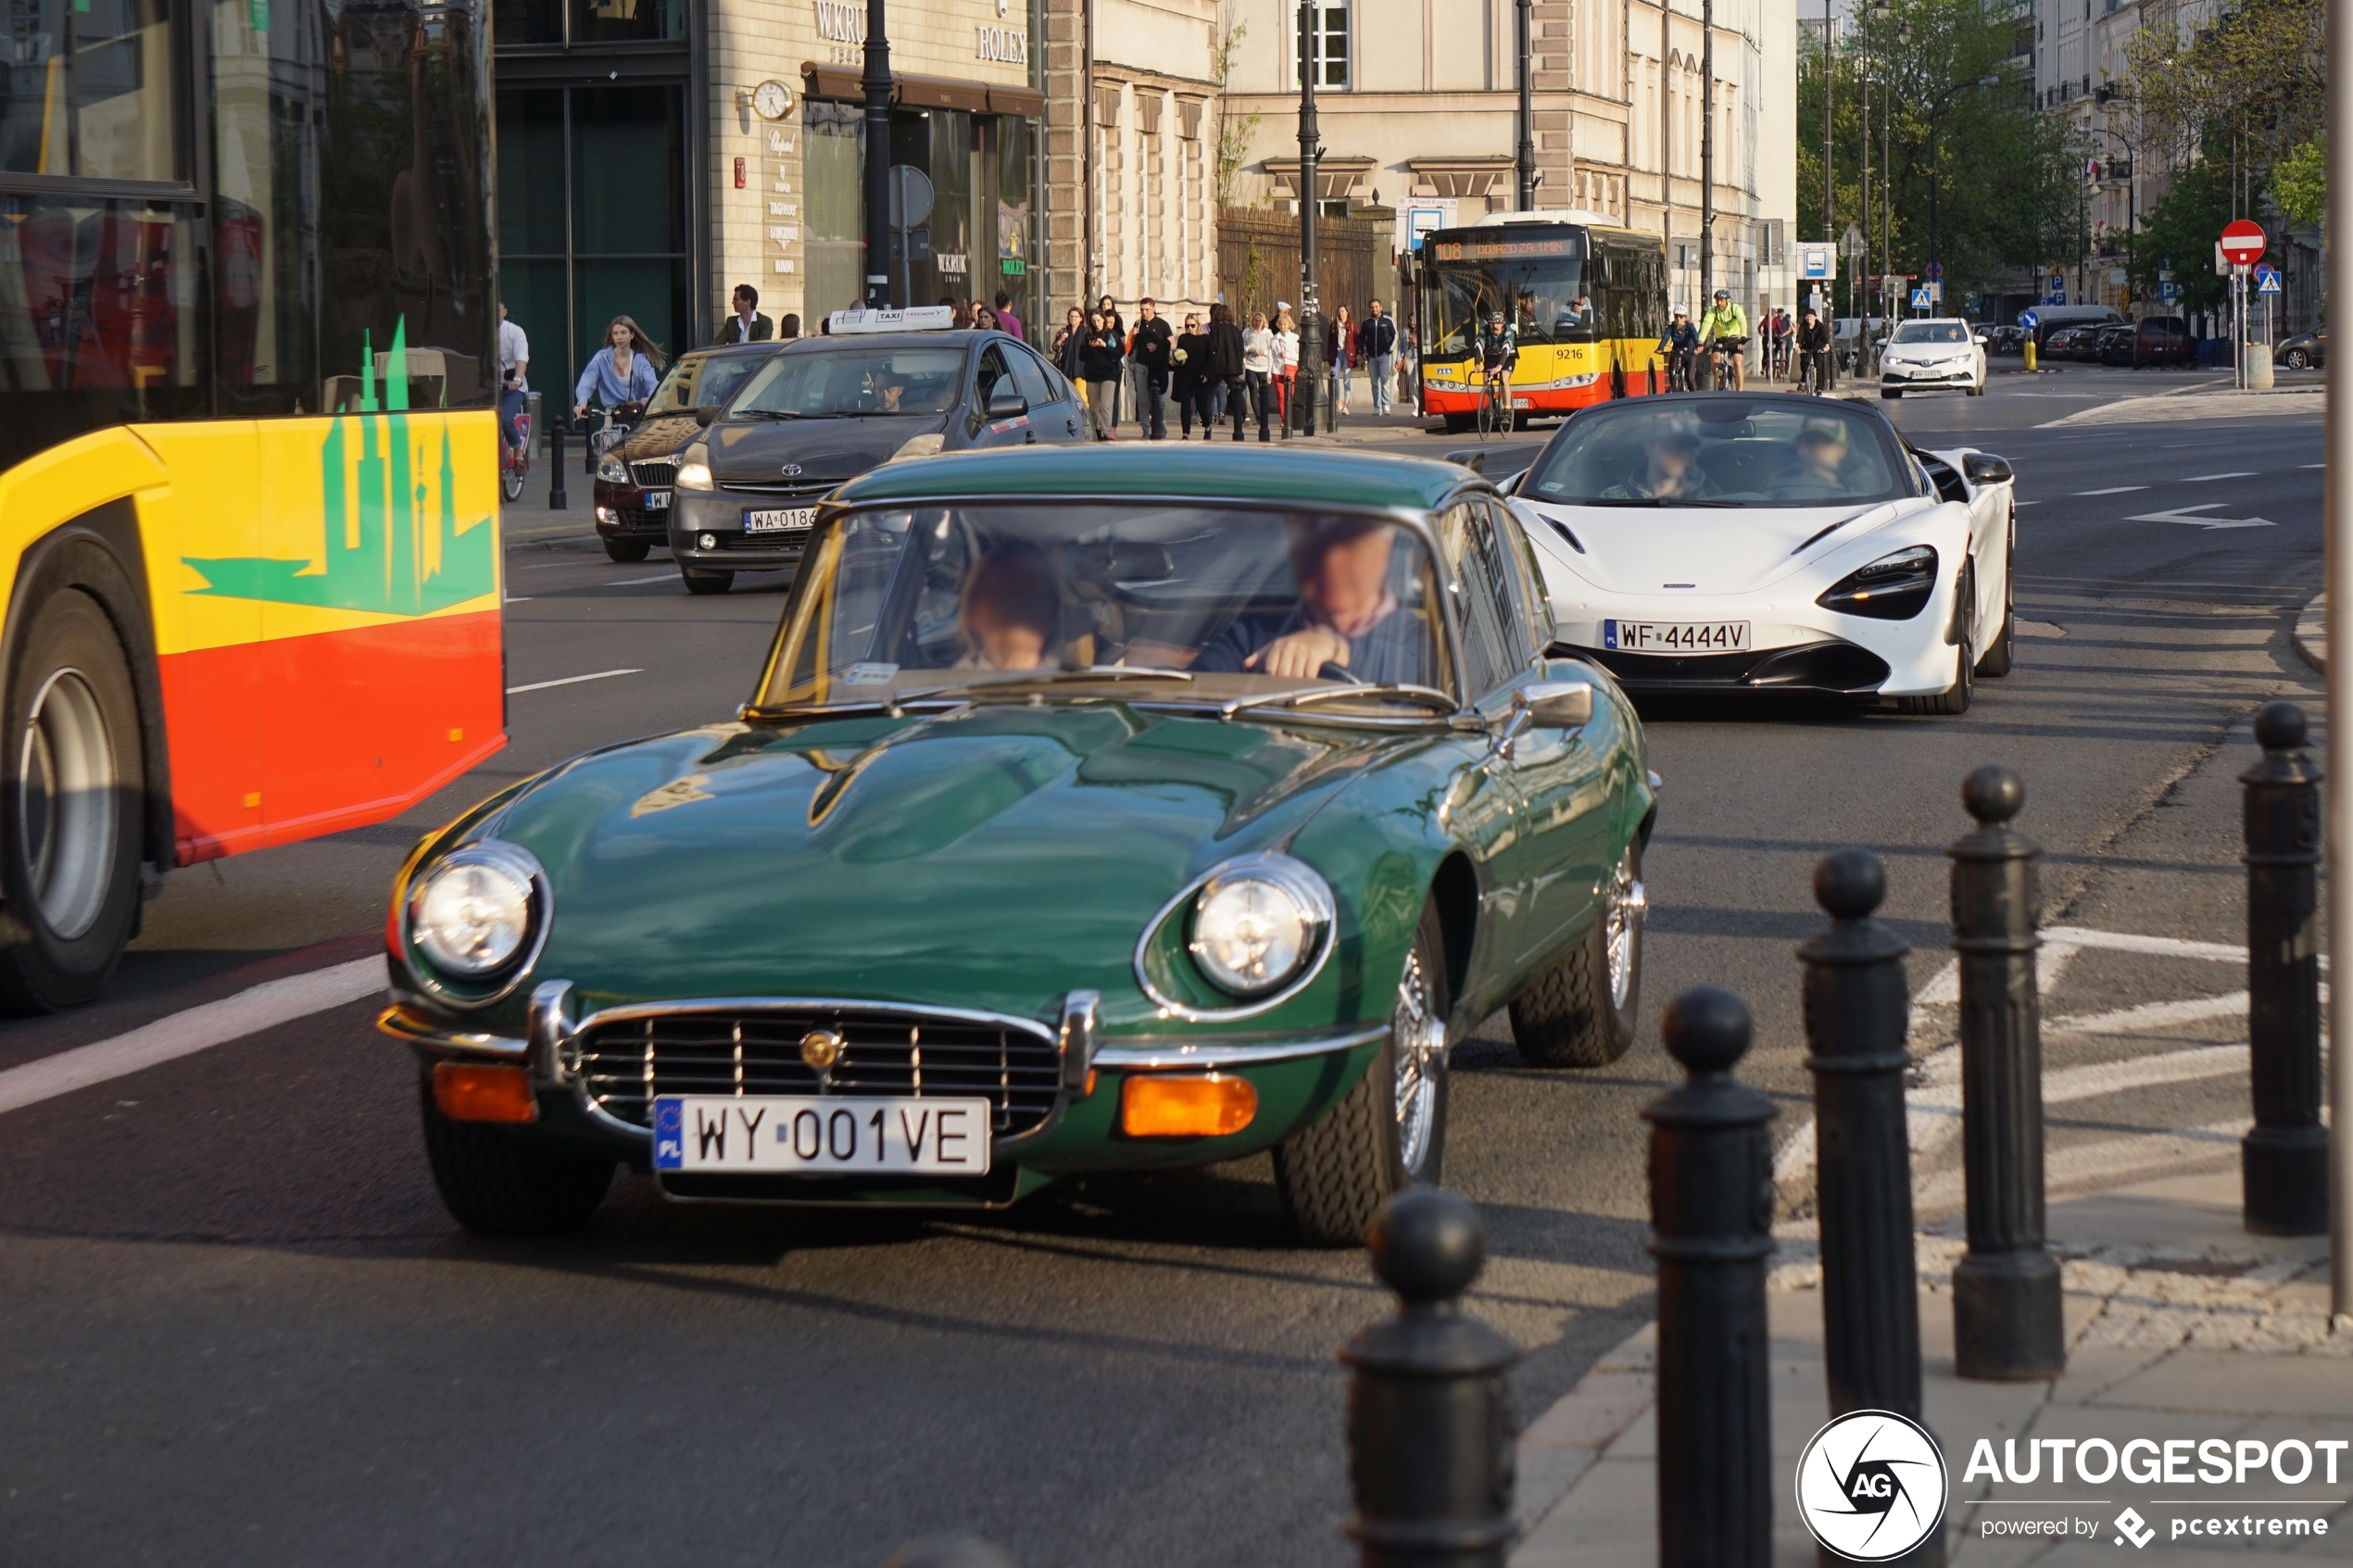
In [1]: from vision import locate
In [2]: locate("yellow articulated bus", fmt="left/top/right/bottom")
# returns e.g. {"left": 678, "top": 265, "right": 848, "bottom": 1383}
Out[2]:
{"left": 1419, "top": 212, "right": 1672, "bottom": 430}
{"left": 0, "top": 0, "right": 504, "bottom": 1011}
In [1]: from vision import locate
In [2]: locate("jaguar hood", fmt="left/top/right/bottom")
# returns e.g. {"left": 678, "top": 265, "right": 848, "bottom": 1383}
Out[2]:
{"left": 474, "top": 705, "right": 1409, "bottom": 1022}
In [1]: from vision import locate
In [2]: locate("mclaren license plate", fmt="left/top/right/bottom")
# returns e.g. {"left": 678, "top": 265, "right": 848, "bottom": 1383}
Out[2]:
{"left": 1604, "top": 619, "right": 1751, "bottom": 652}
{"left": 651, "top": 1095, "right": 991, "bottom": 1174}
{"left": 744, "top": 507, "right": 815, "bottom": 533}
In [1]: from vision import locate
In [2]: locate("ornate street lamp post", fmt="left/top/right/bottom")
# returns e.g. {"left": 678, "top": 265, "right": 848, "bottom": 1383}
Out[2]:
{"left": 862, "top": 0, "right": 893, "bottom": 307}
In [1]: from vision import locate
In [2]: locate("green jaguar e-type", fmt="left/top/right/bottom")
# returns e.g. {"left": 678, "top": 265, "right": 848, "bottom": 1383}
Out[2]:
{"left": 380, "top": 445, "right": 1657, "bottom": 1245}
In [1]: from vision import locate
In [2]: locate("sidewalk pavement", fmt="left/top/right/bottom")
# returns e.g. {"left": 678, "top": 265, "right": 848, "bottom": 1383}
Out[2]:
{"left": 1512, "top": 1171, "right": 2348, "bottom": 1565}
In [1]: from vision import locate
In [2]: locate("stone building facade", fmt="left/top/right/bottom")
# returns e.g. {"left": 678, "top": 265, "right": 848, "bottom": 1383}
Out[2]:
{"left": 1217, "top": 0, "right": 1797, "bottom": 321}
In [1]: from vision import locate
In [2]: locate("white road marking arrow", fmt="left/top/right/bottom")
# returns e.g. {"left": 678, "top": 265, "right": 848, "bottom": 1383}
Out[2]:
{"left": 2123, "top": 500, "right": 2276, "bottom": 531}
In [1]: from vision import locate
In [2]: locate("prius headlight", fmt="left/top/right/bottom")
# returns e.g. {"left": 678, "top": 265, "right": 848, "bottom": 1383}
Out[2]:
{"left": 408, "top": 842, "right": 545, "bottom": 979}
{"left": 1188, "top": 854, "right": 1336, "bottom": 997}
{"left": 674, "top": 445, "right": 714, "bottom": 491}
{"left": 1818, "top": 545, "right": 1939, "bottom": 621}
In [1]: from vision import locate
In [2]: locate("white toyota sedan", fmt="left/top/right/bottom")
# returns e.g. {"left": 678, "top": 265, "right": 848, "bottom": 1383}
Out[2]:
{"left": 1501, "top": 395, "right": 2017, "bottom": 713}
{"left": 1878, "top": 318, "right": 1988, "bottom": 397}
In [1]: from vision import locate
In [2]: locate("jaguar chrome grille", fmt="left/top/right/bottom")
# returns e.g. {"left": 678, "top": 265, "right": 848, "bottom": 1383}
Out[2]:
{"left": 630, "top": 458, "right": 679, "bottom": 489}
{"left": 573, "top": 1009, "right": 1062, "bottom": 1135}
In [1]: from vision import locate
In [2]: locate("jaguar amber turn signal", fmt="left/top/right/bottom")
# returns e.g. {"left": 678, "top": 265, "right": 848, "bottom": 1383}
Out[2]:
{"left": 1120, "top": 1073, "right": 1257, "bottom": 1137}
{"left": 433, "top": 1061, "right": 537, "bottom": 1123}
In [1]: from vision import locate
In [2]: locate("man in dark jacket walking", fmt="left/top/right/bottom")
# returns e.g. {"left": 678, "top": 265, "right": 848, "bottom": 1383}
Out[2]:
{"left": 1206, "top": 304, "right": 1247, "bottom": 442}
{"left": 1359, "top": 299, "right": 1400, "bottom": 415}
{"left": 1129, "top": 297, "right": 1175, "bottom": 440}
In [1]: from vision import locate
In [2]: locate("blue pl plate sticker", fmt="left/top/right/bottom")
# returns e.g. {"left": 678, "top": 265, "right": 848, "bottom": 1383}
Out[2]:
{"left": 1603, "top": 620, "right": 1621, "bottom": 650}
{"left": 653, "top": 1098, "right": 685, "bottom": 1170}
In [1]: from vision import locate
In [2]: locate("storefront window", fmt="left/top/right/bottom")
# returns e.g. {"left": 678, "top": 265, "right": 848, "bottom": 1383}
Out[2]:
{"left": 570, "top": 0, "right": 683, "bottom": 44}
{"left": 803, "top": 100, "right": 865, "bottom": 320}
{"left": 992, "top": 116, "right": 1033, "bottom": 342}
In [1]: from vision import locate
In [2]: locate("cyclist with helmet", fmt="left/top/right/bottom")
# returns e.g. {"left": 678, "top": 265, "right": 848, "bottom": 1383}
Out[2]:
{"left": 1699, "top": 288, "right": 1751, "bottom": 392}
{"left": 1656, "top": 308, "right": 1702, "bottom": 392}
{"left": 1475, "top": 307, "right": 1518, "bottom": 420}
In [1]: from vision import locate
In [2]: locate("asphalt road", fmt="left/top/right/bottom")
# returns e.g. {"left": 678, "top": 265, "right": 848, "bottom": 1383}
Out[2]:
{"left": 0, "top": 368, "right": 2325, "bottom": 1567}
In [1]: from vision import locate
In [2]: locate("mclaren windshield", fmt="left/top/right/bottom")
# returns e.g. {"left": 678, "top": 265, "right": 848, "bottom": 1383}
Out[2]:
{"left": 1427, "top": 229, "right": 1594, "bottom": 357}
{"left": 1518, "top": 400, "right": 1917, "bottom": 508}
{"left": 753, "top": 506, "right": 1453, "bottom": 716}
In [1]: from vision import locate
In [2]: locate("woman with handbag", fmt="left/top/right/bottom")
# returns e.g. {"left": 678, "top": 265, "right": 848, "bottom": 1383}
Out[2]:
{"left": 1272, "top": 308, "right": 1300, "bottom": 437}
{"left": 1327, "top": 305, "right": 1356, "bottom": 418}
{"left": 1239, "top": 310, "right": 1276, "bottom": 443}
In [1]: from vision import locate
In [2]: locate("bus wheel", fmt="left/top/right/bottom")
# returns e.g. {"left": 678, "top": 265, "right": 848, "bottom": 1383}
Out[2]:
{"left": 0, "top": 588, "right": 144, "bottom": 1012}
{"left": 1442, "top": 413, "right": 1472, "bottom": 434}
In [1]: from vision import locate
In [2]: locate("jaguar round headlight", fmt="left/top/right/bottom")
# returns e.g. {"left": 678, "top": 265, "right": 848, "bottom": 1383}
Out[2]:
{"left": 1188, "top": 855, "right": 1335, "bottom": 997}
{"left": 408, "top": 843, "right": 542, "bottom": 976}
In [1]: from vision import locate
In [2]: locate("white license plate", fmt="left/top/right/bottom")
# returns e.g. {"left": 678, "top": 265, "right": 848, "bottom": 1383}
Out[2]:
{"left": 1604, "top": 619, "right": 1751, "bottom": 652}
{"left": 744, "top": 507, "right": 816, "bottom": 533}
{"left": 651, "top": 1095, "right": 991, "bottom": 1174}
{"left": 644, "top": 491, "right": 670, "bottom": 510}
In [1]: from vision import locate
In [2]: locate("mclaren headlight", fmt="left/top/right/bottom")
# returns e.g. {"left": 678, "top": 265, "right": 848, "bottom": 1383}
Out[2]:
{"left": 1818, "top": 545, "right": 1938, "bottom": 621}
{"left": 674, "top": 445, "right": 714, "bottom": 491}
{"left": 408, "top": 842, "right": 544, "bottom": 978}
{"left": 596, "top": 453, "right": 628, "bottom": 483}
{"left": 1188, "top": 855, "right": 1336, "bottom": 997}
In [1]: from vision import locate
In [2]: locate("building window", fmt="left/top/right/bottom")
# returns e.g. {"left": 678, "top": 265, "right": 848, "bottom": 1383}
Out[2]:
{"left": 1296, "top": 5, "right": 1348, "bottom": 89}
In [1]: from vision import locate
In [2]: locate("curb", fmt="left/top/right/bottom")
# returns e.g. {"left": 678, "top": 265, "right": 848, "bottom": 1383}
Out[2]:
{"left": 1514, "top": 1324, "right": 1655, "bottom": 1538}
{"left": 2296, "top": 593, "right": 2326, "bottom": 673}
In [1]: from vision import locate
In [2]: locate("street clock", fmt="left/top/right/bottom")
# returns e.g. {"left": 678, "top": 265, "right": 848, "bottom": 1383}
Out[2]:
{"left": 750, "top": 80, "right": 793, "bottom": 120}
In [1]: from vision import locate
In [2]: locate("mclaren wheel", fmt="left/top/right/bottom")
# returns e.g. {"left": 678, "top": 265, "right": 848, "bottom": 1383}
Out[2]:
{"left": 0, "top": 588, "right": 145, "bottom": 1013}
{"left": 1510, "top": 838, "right": 1644, "bottom": 1068}
{"left": 1274, "top": 900, "right": 1451, "bottom": 1248}
{"left": 1899, "top": 564, "right": 1975, "bottom": 716}
{"left": 1976, "top": 532, "right": 2017, "bottom": 678}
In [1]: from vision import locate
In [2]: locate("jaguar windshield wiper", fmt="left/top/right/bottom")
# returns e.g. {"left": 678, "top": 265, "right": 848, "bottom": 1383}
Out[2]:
{"left": 1221, "top": 684, "right": 1460, "bottom": 720}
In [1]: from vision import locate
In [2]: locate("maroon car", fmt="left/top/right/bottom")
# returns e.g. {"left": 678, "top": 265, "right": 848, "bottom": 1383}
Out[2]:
{"left": 2133, "top": 316, "right": 2195, "bottom": 367}
{"left": 592, "top": 342, "right": 784, "bottom": 563}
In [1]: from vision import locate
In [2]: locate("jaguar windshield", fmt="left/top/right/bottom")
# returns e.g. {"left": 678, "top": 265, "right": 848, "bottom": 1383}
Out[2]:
{"left": 1517, "top": 400, "right": 1914, "bottom": 508}
{"left": 753, "top": 507, "right": 1452, "bottom": 714}
{"left": 727, "top": 347, "right": 966, "bottom": 420}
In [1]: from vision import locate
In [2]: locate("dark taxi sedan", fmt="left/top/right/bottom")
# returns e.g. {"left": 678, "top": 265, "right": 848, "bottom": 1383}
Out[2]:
{"left": 667, "top": 312, "right": 1094, "bottom": 594}
{"left": 592, "top": 342, "right": 784, "bottom": 563}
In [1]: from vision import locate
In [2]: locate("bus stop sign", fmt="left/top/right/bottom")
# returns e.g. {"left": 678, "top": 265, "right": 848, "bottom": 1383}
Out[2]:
{"left": 2219, "top": 220, "right": 2266, "bottom": 267}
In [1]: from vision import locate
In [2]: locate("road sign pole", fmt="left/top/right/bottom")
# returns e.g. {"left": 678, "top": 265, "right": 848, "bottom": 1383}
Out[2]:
{"left": 2327, "top": 0, "right": 2353, "bottom": 1328}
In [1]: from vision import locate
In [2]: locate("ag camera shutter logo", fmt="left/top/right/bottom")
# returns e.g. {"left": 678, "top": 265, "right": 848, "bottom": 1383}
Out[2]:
{"left": 1796, "top": 1410, "right": 1950, "bottom": 1562}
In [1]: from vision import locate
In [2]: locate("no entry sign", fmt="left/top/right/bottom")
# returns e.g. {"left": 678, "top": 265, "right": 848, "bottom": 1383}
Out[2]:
{"left": 2219, "top": 220, "right": 2266, "bottom": 267}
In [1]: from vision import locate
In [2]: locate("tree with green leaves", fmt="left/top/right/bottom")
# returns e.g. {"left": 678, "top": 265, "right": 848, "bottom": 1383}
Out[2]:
{"left": 1795, "top": 0, "right": 2084, "bottom": 313}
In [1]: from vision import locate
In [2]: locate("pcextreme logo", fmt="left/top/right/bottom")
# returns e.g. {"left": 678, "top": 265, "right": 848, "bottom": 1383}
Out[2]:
{"left": 1796, "top": 1410, "right": 1950, "bottom": 1562}
{"left": 181, "top": 320, "right": 497, "bottom": 616}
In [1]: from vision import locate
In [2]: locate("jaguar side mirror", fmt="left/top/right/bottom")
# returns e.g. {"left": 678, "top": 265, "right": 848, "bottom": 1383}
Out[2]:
{"left": 1961, "top": 452, "right": 2014, "bottom": 485}
{"left": 987, "top": 389, "right": 1028, "bottom": 420}
{"left": 1517, "top": 681, "right": 1593, "bottom": 729}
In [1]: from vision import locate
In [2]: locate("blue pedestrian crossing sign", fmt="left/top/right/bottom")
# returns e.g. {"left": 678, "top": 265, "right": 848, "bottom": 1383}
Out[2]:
{"left": 1910, "top": 288, "right": 1931, "bottom": 309}
{"left": 2255, "top": 264, "right": 2282, "bottom": 295}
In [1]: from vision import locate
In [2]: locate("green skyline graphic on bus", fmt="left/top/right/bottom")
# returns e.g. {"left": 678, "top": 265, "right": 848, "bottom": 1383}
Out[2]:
{"left": 181, "top": 320, "right": 497, "bottom": 615}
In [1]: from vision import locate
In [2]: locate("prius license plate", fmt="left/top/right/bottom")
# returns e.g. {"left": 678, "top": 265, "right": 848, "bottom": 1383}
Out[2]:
{"left": 1604, "top": 620, "right": 1751, "bottom": 652}
{"left": 651, "top": 1096, "right": 991, "bottom": 1174}
{"left": 744, "top": 507, "right": 816, "bottom": 533}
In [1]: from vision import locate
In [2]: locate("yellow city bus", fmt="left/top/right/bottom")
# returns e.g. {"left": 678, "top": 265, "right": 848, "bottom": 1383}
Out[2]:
{"left": 1419, "top": 213, "right": 1672, "bottom": 429}
{"left": 0, "top": 0, "right": 504, "bottom": 1010}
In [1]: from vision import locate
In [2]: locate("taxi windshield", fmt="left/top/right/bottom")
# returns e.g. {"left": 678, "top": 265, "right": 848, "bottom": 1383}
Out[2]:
{"left": 729, "top": 347, "right": 965, "bottom": 419}
{"left": 1889, "top": 321, "right": 1971, "bottom": 345}
{"left": 753, "top": 506, "right": 1450, "bottom": 714}
{"left": 1519, "top": 400, "right": 1911, "bottom": 508}
{"left": 644, "top": 352, "right": 771, "bottom": 416}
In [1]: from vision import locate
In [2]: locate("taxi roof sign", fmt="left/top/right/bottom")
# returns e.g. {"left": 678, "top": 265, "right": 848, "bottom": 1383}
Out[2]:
{"left": 826, "top": 306, "right": 957, "bottom": 334}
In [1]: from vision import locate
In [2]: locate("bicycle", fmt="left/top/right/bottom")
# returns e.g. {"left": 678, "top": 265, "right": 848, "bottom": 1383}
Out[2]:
{"left": 499, "top": 406, "right": 532, "bottom": 503}
{"left": 1796, "top": 351, "right": 1831, "bottom": 396}
{"left": 1477, "top": 361, "right": 1516, "bottom": 437}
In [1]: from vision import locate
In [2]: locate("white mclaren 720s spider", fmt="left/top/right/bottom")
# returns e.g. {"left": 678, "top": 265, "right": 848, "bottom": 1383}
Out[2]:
{"left": 1500, "top": 393, "right": 2017, "bottom": 713}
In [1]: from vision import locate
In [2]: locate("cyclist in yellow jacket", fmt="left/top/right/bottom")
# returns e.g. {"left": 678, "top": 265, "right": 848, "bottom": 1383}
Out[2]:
{"left": 1699, "top": 289, "right": 1751, "bottom": 392}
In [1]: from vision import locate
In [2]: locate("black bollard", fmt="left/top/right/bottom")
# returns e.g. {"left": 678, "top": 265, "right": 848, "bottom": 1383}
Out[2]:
{"left": 1799, "top": 852, "right": 1941, "bottom": 1568}
{"left": 1644, "top": 985, "right": 1777, "bottom": 1568}
{"left": 1340, "top": 1186, "right": 1519, "bottom": 1568}
{"left": 547, "top": 419, "right": 568, "bottom": 510}
{"left": 1948, "top": 765, "right": 2065, "bottom": 1381}
{"left": 2241, "top": 701, "right": 2329, "bottom": 1236}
